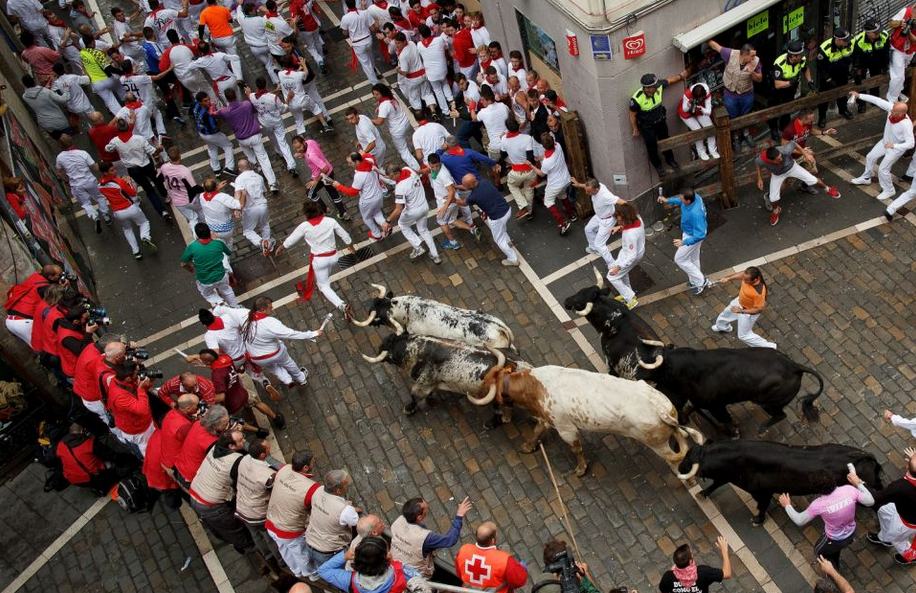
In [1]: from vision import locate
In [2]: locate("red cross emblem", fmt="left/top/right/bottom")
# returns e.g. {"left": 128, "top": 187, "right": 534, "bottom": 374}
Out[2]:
{"left": 464, "top": 554, "right": 492, "bottom": 585}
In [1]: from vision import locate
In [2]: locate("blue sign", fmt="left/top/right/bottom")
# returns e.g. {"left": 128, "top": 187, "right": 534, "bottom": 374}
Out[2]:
{"left": 591, "top": 35, "right": 612, "bottom": 60}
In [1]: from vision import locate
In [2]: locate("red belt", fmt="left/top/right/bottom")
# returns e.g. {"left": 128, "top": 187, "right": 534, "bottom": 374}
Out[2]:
{"left": 265, "top": 519, "right": 304, "bottom": 539}
{"left": 6, "top": 315, "right": 29, "bottom": 321}
{"left": 302, "top": 250, "right": 337, "bottom": 301}
{"left": 248, "top": 348, "right": 281, "bottom": 361}
{"left": 902, "top": 515, "right": 916, "bottom": 529}
{"left": 511, "top": 163, "right": 533, "bottom": 171}
{"left": 215, "top": 75, "right": 232, "bottom": 82}
{"left": 189, "top": 488, "right": 219, "bottom": 507}
{"left": 405, "top": 69, "right": 426, "bottom": 79}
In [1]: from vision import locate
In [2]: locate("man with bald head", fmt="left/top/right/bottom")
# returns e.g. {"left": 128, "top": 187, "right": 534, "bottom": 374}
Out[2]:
{"left": 454, "top": 174, "right": 518, "bottom": 266}
{"left": 456, "top": 521, "right": 528, "bottom": 592}
{"left": 850, "top": 91, "right": 915, "bottom": 202}
{"left": 157, "top": 370, "right": 217, "bottom": 410}
{"left": 4, "top": 264, "right": 64, "bottom": 344}
{"left": 158, "top": 392, "right": 201, "bottom": 497}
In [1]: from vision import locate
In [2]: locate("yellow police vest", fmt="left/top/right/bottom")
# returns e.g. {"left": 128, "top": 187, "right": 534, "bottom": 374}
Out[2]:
{"left": 79, "top": 48, "right": 110, "bottom": 83}
{"left": 631, "top": 86, "right": 663, "bottom": 111}
{"left": 854, "top": 30, "right": 888, "bottom": 53}
{"left": 774, "top": 53, "right": 806, "bottom": 81}
{"left": 819, "top": 38, "right": 853, "bottom": 62}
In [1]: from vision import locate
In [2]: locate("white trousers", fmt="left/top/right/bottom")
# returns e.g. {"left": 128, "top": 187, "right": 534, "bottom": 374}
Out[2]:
{"left": 211, "top": 35, "right": 238, "bottom": 57}
{"left": 290, "top": 97, "right": 322, "bottom": 135}
{"left": 674, "top": 239, "right": 704, "bottom": 287}
{"left": 390, "top": 126, "right": 420, "bottom": 169}
{"left": 888, "top": 48, "right": 913, "bottom": 102}
{"left": 5, "top": 317, "right": 32, "bottom": 344}
{"left": 768, "top": 163, "right": 818, "bottom": 203}
{"left": 486, "top": 209, "right": 516, "bottom": 262}
{"left": 359, "top": 196, "right": 386, "bottom": 236}
{"left": 113, "top": 204, "right": 151, "bottom": 254}
{"left": 303, "top": 80, "right": 329, "bottom": 118}
{"left": 114, "top": 421, "right": 155, "bottom": 457}
{"left": 82, "top": 398, "right": 109, "bottom": 426}
{"left": 71, "top": 182, "right": 110, "bottom": 220}
{"left": 428, "top": 76, "right": 453, "bottom": 112}
{"left": 298, "top": 29, "right": 324, "bottom": 66}
{"left": 242, "top": 203, "right": 270, "bottom": 246}
{"left": 862, "top": 142, "right": 905, "bottom": 194}
{"left": 887, "top": 186, "right": 916, "bottom": 215}
{"left": 680, "top": 114, "right": 717, "bottom": 157}
{"left": 368, "top": 142, "right": 387, "bottom": 167}
{"left": 216, "top": 76, "right": 238, "bottom": 103}
{"left": 312, "top": 253, "right": 344, "bottom": 309}
{"left": 584, "top": 215, "right": 616, "bottom": 269}
{"left": 252, "top": 342, "right": 304, "bottom": 385}
{"left": 353, "top": 41, "right": 378, "bottom": 85}
{"left": 543, "top": 183, "right": 569, "bottom": 208}
{"left": 436, "top": 201, "right": 473, "bottom": 226}
{"left": 200, "top": 132, "right": 236, "bottom": 172}
{"left": 92, "top": 76, "right": 123, "bottom": 116}
{"left": 178, "top": 71, "right": 217, "bottom": 104}
{"left": 176, "top": 202, "right": 202, "bottom": 229}
{"left": 177, "top": 15, "right": 196, "bottom": 43}
{"left": 196, "top": 272, "right": 239, "bottom": 307}
{"left": 714, "top": 297, "right": 777, "bottom": 349}
{"left": 262, "top": 122, "right": 296, "bottom": 169}
{"left": 250, "top": 44, "right": 278, "bottom": 84}
{"left": 268, "top": 532, "right": 314, "bottom": 578}
{"left": 238, "top": 135, "right": 276, "bottom": 185}
{"left": 877, "top": 503, "right": 916, "bottom": 555}
{"left": 608, "top": 266, "right": 636, "bottom": 302}
{"left": 399, "top": 206, "right": 438, "bottom": 257}
{"left": 400, "top": 76, "right": 435, "bottom": 110}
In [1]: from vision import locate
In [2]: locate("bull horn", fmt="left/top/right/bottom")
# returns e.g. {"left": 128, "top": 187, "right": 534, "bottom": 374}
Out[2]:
{"left": 592, "top": 266, "right": 604, "bottom": 289}
{"left": 391, "top": 319, "right": 404, "bottom": 335}
{"left": 467, "top": 383, "right": 497, "bottom": 406}
{"left": 361, "top": 350, "right": 388, "bottom": 363}
{"left": 370, "top": 283, "right": 387, "bottom": 298}
{"left": 487, "top": 346, "right": 506, "bottom": 370}
{"left": 677, "top": 463, "right": 700, "bottom": 481}
{"left": 639, "top": 338, "right": 666, "bottom": 347}
{"left": 575, "top": 302, "right": 593, "bottom": 317}
{"left": 350, "top": 310, "right": 377, "bottom": 327}
{"left": 637, "top": 354, "right": 664, "bottom": 369}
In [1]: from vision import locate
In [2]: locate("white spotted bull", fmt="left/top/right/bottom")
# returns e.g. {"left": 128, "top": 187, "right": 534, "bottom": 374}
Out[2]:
{"left": 473, "top": 362, "right": 705, "bottom": 477}
{"left": 352, "top": 284, "right": 515, "bottom": 349}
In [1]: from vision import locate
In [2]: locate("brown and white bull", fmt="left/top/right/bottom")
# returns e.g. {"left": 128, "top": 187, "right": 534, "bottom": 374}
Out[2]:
{"left": 473, "top": 363, "right": 705, "bottom": 477}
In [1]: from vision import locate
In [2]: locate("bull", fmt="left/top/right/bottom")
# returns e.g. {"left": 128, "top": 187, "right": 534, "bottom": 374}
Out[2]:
{"left": 473, "top": 362, "right": 705, "bottom": 477}
{"left": 563, "top": 269, "right": 824, "bottom": 436}
{"left": 361, "top": 331, "right": 521, "bottom": 415}
{"left": 351, "top": 284, "right": 515, "bottom": 350}
{"left": 677, "top": 440, "right": 884, "bottom": 525}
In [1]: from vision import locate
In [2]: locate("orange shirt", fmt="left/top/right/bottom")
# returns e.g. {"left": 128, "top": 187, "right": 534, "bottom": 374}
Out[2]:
{"left": 738, "top": 279, "right": 766, "bottom": 310}
{"left": 199, "top": 5, "right": 234, "bottom": 38}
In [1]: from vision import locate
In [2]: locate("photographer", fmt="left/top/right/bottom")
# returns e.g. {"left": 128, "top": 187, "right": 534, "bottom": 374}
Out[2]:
{"left": 104, "top": 361, "right": 156, "bottom": 458}
{"left": 173, "top": 404, "right": 232, "bottom": 491}
{"left": 541, "top": 540, "right": 599, "bottom": 593}
{"left": 888, "top": 6, "right": 916, "bottom": 103}
{"left": 3, "top": 263, "right": 65, "bottom": 346}
{"left": 54, "top": 306, "right": 101, "bottom": 381}
{"left": 73, "top": 333, "right": 126, "bottom": 431}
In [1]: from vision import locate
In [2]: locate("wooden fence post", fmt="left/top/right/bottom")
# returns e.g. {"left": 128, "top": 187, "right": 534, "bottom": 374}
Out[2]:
{"left": 560, "top": 111, "right": 593, "bottom": 217}
{"left": 713, "top": 107, "right": 737, "bottom": 209}
{"left": 908, "top": 72, "right": 916, "bottom": 122}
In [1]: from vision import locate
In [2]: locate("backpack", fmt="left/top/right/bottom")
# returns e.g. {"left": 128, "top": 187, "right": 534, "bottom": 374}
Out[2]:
{"left": 114, "top": 474, "right": 150, "bottom": 513}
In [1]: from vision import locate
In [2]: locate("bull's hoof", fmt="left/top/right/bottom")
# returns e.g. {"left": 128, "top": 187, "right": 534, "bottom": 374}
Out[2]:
{"left": 685, "top": 478, "right": 697, "bottom": 488}
{"left": 402, "top": 401, "right": 418, "bottom": 415}
{"left": 483, "top": 414, "right": 504, "bottom": 430}
{"left": 573, "top": 463, "right": 589, "bottom": 477}
{"left": 519, "top": 442, "right": 537, "bottom": 454}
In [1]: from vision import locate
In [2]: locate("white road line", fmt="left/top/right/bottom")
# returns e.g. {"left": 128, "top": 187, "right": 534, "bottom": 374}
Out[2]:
{"left": 179, "top": 505, "right": 237, "bottom": 593}
{"left": 540, "top": 243, "right": 619, "bottom": 286}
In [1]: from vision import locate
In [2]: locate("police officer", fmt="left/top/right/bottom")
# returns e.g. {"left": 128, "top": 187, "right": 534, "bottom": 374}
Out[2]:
{"left": 629, "top": 70, "right": 688, "bottom": 177}
{"left": 768, "top": 40, "right": 814, "bottom": 140}
{"left": 853, "top": 20, "right": 889, "bottom": 112}
{"left": 816, "top": 27, "right": 855, "bottom": 128}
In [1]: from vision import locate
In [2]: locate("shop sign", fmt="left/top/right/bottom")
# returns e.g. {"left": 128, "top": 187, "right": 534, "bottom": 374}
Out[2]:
{"left": 747, "top": 10, "right": 769, "bottom": 38}
{"left": 622, "top": 31, "right": 647, "bottom": 59}
{"left": 590, "top": 34, "right": 613, "bottom": 60}
{"left": 566, "top": 29, "right": 580, "bottom": 56}
{"left": 783, "top": 6, "right": 804, "bottom": 33}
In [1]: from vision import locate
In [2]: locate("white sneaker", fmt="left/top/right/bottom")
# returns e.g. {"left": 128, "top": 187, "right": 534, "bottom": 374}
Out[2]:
{"left": 698, "top": 152, "right": 710, "bottom": 161}
{"left": 409, "top": 246, "right": 425, "bottom": 259}
{"left": 585, "top": 246, "right": 598, "bottom": 255}
{"left": 876, "top": 190, "right": 895, "bottom": 201}
{"left": 501, "top": 259, "right": 520, "bottom": 267}
{"left": 709, "top": 148, "right": 720, "bottom": 159}
{"left": 850, "top": 176, "right": 872, "bottom": 185}
{"left": 711, "top": 324, "right": 733, "bottom": 333}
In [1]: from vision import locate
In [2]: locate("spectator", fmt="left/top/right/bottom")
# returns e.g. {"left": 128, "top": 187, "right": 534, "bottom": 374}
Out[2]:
{"left": 2, "top": 176, "right": 27, "bottom": 220}
{"left": 56, "top": 422, "right": 126, "bottom": 494}
{"left": 658, "top": 536, "right": 731, "bottom": 593}
{"left": 234, "top": 439, "right": 281, "bottom": 573}
{"left": 814, "top": 557, "right": 854, "bottom": 593}
{"left": 319, "top": 536, "right": 418, "bottom": 592}
{"left": 20, "top": 31, "right": 61, "bottom": 85}
{"left": 390, "top": 496, "right": 473, "bottom": 578}
{"left": 21, "top": 74, "right": 72, "bottom": 140}
{"left": 265, "top": 449, "right": 321, "bottom": 578}
{"left": 629, "top": 72, "right": 686, "bottom": 177}
{"left": 853, "top": 20, "right": 889, "bottom": 113}
{"left": 677, "top": 82, "right": 718, "bottom": 161}
{"left": 816, "top": 28, "right": 854, "bottom": 128}
{"left": 350, "top": 514, "right": 386, "bottom": 558}
{"left": 173, "top": 404, "right": 230, "bottom": 490}
{"left": 305, "top": 470, "right": 361, "bottom": 570}
{"left": 706, "top": 39, "right": 761, "bottom": 148}
{"left": 542, "top": 540, "right": 600, "bottom": 593}
{"left": 103, "top": 361, "right": 156, "bottom": 457}
{"left": 456, "top": 522, "right": 528, "bottom": 592}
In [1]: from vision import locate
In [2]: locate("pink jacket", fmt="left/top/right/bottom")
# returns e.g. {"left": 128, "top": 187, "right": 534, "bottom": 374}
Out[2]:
{"left": 305, "top": 139, "right": 333, "bottom": 179}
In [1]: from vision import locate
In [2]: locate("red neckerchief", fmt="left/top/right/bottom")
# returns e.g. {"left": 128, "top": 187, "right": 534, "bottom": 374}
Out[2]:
{"left": 117, "top": 131, "right": 133, "bottom": 142}
{"left": 251, "top": 311, "right": 269, "bottom": 320}
{"left": 212, "top": 353, "right": 233, "bottom": 369}
{"left": 377, "top": 96, "right": 396, "bottom": 113}
{"left": 202, "top": 191, "right": 218, "bottom": 201}
{"left": 346, "top": 8, "right": 358, "bottom": 12}
{"left": 397, "top": 168, "right": 413, "bottom": 182}
{"left": 491, "top": 50, "right": 503, "bottom": 61}
{"left": 621, "top": 219, "right": 642, "bottom": 231}
{"left": 890, "top": 113, "right": 907, "bottom": 124}
{"left": 374, "top": 0, "right": 388, "bottom": 7}
{"left": 48, "top": 17, "right": 66, "bottom": 26}
{"left": 544, "top": 149, "right": 556, "bottom": 158}
{"left": 254, "top": 89, "right": 268, "bottom": 98}
{"left": 307, "top": 215, "right": 325, "bottom": 226}
{"left": 446, "top": 146, "right": 465, "bottom": 156}
{"left": 480, "top": 57, "right": 492, "bottom": 70}
{"left": 421, "top": 36, "right": 434, "bottom": 47}
{"left": 198, "top": 238, "right": 213, "bottom": 244}
{"left": 355, "top": 160, "right": 374, "bottom": 172}
{"left": 904, "top": 473, "right": 916, "bottom": 487}
{"left": 265, "top": 11, "right": 279, "bottom": 17}
{"left": 472, "top": 24, "right": 483, "bottom": 29}
{"left": 392, "top": 16, "right": 411, "bottom": 29}
{"left": 793, "top": 118, "right": 808, "bottom": 138}
{"left": 417, "top": 120, "right": 428, "bottom": 126}
{"left": 126, "top": 100, "right": 143, "bottom": 110}
{"left": 207, "top": 318, "right": 225, "bottom": 330}
{"left": 504, "top": 131, "right": 519, "bottom": 139}
{"left": 759, "top": 151, "right": 780, "bottom": 165}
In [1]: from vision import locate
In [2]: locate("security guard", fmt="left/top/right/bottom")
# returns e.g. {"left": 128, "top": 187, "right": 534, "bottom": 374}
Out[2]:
{"left": 768, "top": 40, "right": 814, "bottom": 140}
{"left": 853, "top": 20, "right": 889, "bottom": 112}
{"left": 628, "top": 70, "right": 688, "bottom": 177}
{"left": 816, "top": 27, "right": 855, "bottom": 128}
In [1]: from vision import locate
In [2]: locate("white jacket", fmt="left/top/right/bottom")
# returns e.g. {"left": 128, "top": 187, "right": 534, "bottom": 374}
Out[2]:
{"left": 614, "top": 218, "right": 646, "bottom": 271}
{"left": 860, "top": 94, "right": 916, "bottom": 151}
{"left": 245, "top": 316, "right": 318, "bottom": 358}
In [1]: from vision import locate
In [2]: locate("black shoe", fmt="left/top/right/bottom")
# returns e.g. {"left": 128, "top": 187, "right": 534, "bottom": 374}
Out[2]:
{"left": 288, "top": 168, "right": 298, "bottom": 178}
{"left": 817, "top": 117, "right": 827, "bottom": 129}
{"left": 857, "top": 103, "right": 866, "bottom": 114}
{"left": 221, "top": 167, "right": 237, "bottom": 176}
{"left": 798, "top": 184, "right": 818, "bottom": 195}
{"left": 884, "top": 210, "right": 893, "bottom": 222}
{"left": 903, "top": 174, "right": 914, "bottom": 183}
{"left": 866, "top": 532, "right": 893, "bottom": 546}
{"left": 271, "top": 412, "right": 286, "bottom": 429}
{"left": 654, "top": 164, "right": 667, "bottom": 177}
{"left": 94, "top": 218, "right": 102, "bottom": 234}
{"left": 319, "top": 63, "right": 328, "bottom": 75}
{"left": 894, "top": 553, "right": 916, "bottom": 565}
{"left": 667, "top": 160, "right": 681, "bottom": 172}
{"left": 841, "top": 110, "right": 854, "bottom": 120}
{"left": 769, "top": 129, "right": 780, "bottom": 141}
{"left": 255, "top": 428, "right": 269, "bottom": 439}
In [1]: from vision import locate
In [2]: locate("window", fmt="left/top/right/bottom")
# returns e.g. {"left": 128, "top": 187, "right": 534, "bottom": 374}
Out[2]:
{"left": 515, "top": 9, "right": 560, "bottom": 74}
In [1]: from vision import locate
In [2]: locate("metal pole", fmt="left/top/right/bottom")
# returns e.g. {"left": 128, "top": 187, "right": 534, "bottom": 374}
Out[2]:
{"left": 426, "top": 582, "right": 493, "bottom": 593}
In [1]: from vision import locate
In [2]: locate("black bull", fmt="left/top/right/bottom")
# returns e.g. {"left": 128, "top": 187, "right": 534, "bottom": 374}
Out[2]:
{"left": 563, "top": 281, "right": 824, "bottom": 435}
{"left": 678, "top": 440, "right": 883, "bottom": 524}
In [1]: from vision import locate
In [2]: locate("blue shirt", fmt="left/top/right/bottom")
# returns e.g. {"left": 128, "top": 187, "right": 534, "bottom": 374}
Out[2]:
{"left": 318, "top": 550, "right": 421, "bottom": 593}
{"left": 142, "top": 41, "right": 162, "bottom": 74}
{"left": 665, "top": 193, "right": 707, "bottom": 245}
{"left": 420, "top": 515, "right": 464, "bottom": 556}
{"left": 191, "top": 102, "right": 220, "bottom": 135}
{"left": 466, "top": 180, "right": 510, "bottom": 219}
{"left": 437, "top": 147, "right": 496, "bottom": 182}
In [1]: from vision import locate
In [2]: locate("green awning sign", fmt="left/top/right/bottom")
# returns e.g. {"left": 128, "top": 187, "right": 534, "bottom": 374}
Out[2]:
{"left": 747, "top": 10, "right": 769, "bottom": 38}
{"left": 783, "top": 6, "right": 804, "bottom": 33}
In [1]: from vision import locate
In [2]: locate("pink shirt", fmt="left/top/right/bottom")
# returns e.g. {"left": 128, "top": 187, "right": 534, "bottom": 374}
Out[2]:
{"left": 806, "top": 485, "right": 866, "bottom": 540}
{"left": 158, "top": 162, "right": 197, "bottom": 206}
{"left": 304, "top": 139, "right": 333, "bottom": 179}
{"left": 22, "top": 46, "right": 62, "bottom": 78}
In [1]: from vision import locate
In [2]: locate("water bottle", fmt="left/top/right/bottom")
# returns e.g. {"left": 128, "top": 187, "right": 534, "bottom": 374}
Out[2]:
{"left": 847, "top": 462, "right": 856, "bottom": 475}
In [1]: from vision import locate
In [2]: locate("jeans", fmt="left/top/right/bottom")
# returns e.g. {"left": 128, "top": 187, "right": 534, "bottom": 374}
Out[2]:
{"left": 127, "top": 163, "right": 167, "bottom": 215}
{"left": 723, "top": 92, "right": 754, "bottom": 119}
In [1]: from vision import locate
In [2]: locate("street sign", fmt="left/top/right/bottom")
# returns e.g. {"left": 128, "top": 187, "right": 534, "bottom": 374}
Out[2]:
{"left": 590, "top": 34, "right": 612, "bottom": 60}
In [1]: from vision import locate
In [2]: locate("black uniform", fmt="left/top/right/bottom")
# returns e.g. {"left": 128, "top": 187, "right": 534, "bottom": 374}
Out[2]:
{"left": 629, "top": 79, "right": 677, "bottom": 173}
{"left": 816, "top": 36, "right": 855, "bottom": 126}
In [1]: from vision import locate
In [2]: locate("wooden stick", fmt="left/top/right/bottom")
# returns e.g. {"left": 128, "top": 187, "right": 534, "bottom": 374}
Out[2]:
{"left": 539, "top": 444, "right": 586, "bottom": 556}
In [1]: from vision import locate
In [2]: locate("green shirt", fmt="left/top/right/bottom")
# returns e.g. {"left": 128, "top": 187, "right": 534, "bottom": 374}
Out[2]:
{"left": 180, "top": 239, "right": 232, "bottom": 285}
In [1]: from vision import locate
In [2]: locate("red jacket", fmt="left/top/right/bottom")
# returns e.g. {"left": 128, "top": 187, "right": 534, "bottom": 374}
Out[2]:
{"left": 4, "top": 272, "right": 48, "bottom": 318}
{"left": 55, "top": 320, "right": 88, "bottom": 378}
{"left": 160, "top": 408, "right": 193, "bottom": 470}
{"left": 39, "top": 306, "right": 65, "bottom": 357}
{"left": 107, "top": 378, "right": 153, "bottom": 435}
{"left": 142, "top": 429, "right": 177, "bottom": 490}
{"left": 174, "top": 421, "right": 216, "bottom": 482}
{"left": 57, "top": 435, "right": 105, "bottom": 484}
{"left": 452, "top": 28, "right": 477, "bottom": 68}
{"left": 73, "top": 343, "right": 105, "bottom": 402}
{"left": 156, "top": 375, "right": 216, "bottom": 408}
{"left": 98, "top": 175, "right": 137, "bottom": 211}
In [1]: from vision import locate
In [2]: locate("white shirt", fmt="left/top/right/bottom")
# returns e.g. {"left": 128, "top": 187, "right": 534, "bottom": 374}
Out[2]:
{"left": 278, "top": 69, "right": 307, "bottom": 104}
{"left": 351, "top": 165, "right": 386, "bottom": 204}
{"left": 244, "top": 316, "right": 319, "bottom": 358}
{"left": 615, "top": 218, "right": 646, "bottom": 270}
{"left": 412, "top": 121, "right": 448, "bottom": 160}
{"left": 283, "top": 215, "right": 352, "bottom": 253}
{"left": 476, "top": 102, "right": 510, "bottom": 149}
{"left": 859, "top": 94, "right": 916, "bottom": 150}
{"left": 430, "top": 165, "right": 455, "bottom": 204}
{"left": 509, "top": 65, "right": 528, "bottom": 91}
{"left": 377, "top": 98, "right": 411, "bottom": 134}
{"left": 891, "top": 415, "right": 916, "bottom": 438}
{"left": 236, "top": 9, "right": 268, "bottom": 47}
{"left": 205, "top": 305, "right": 250, "bottom": 361}
{"left": 55, "top": 149, "right": 97, "bottom": 187}
{"left": 7, "top": 0, "right": 46, "bottom": 31}
{"left": 480, "top": 72, "right": 508, "bottom": 97}
{"left": 365, "top": 3, "right": 391, "bottom": 27}
{"left": 394, "top": 168, "right": 427, "bottom": 211}
{"left": 52, "top": 74, "right": 92, "bottom": 114}
{"left": 417, "top": 35, "right": 449, "bottom": 80}
{"left": 355, "top": 114, "right": 386, "bottom": 154}
{"left": 489, "top": 57, "right": 508, "bottom": 80}
{"left": 116, "top": 103, "right": 154, "bottom": 139}
{"left": 120, "top": 73, "right": 156, "bottom": 105}
{"left": 501, "top": 132, "right": 536, "bottom": 165}
{"left": 264, "top": 14, "right": 293, "bottom": 56}
{"left": 144, "top": 8, "right": 180, "bottom": 44}
{"left": 461, "top": 80, "right": 481, "bottom": 111}
{"left": 339, "top": 9, "right": 374, "bottom": 46}
{"left": 540, "top": 144, "right": 571, "bottom": 190}
{"left": 252, "top": 91, "right": 287, "bottom": 127}
{"left": 105, "top": 134, "right": 156, "bottom": 167}
{"left": 235, "top": 170, "right": 267, "bottom": 207}
{"left": 192, "top": 52, "right": 239, "bottom": 80}
{"left": 168, "top": 44, "right": 197, "bottom": 78}
{"left": 200, "top": 192, "right": 241, "bottom": 227}
{"left": 680, "top": 82, "right": 712, "bottom": 118}
{"left": 397, "top": 40, "right": 425, "bottom": 76}
{"left": 113, "top": 19, "right": 141, "bottom": 52}
{"left": 592, "top": 183, "right": 623, "bottom": 219}
{"left": 470, "top": 26, "right": 490, "bottom": 48}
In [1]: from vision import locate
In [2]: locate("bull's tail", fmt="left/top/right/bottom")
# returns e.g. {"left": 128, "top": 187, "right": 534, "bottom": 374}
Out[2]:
{"left": 798, "top": 365, "right": 825, "bottom": 423}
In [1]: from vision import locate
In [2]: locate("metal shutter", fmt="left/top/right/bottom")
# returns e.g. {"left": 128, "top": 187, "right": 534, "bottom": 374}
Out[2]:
{"left": 857, "top": 0, "right": 911, "bottom": 30}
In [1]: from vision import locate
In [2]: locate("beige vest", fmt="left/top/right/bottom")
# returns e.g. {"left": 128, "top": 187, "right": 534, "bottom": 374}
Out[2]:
{"left": 722, "top": 49, "right": 756, "bottom": 94}
{"left": 189, "top": 449, "right": 242, "bottom": 505}
{"left": 305, "top": 486, "right": 353, "bottom": 552}
{"left": 390, "top": 515, "right": 434, "bottom": 578}
{"left": 266, "top": 466, "right": 317, "bottom": 536}
{"left": 235, "top": 456, "right": 276, "bottom": 522}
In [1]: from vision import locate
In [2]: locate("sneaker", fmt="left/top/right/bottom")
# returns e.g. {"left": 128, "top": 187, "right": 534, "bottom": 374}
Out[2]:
{"left": 409, "top": 246, "right": 425, "bottom": 259}
{"left": 501, "top": 259, "right": 520, "bottom": 267}
{"left": 271, "top": 412, "right": 286, "bottom": 429}
{"left": 698, "top": 152, "right": 710, "bottom": 161}
{"left": 709, "top": 148, "right": 720, "bottom": 159}
{"left": 514, "top": 207, "right": 530, "bottom": 219}
{"left": 320, "top": 125, "right": 333, "bottom": 134}
{"left": 827, "top": 187, "right": 841, "bottom": 199}
{"left": 884, "top": 210, "right": 894, "bottom": 222}
{"left": 221, "top": 167, "right": 237, "bottom": 176}
{"left": 94, "top": 218, "right": 102, "bottom": 234}
{"left": 770, "top": 207, "right": 781, "bottom": 226}
{"left": 614, "top": 295, "right": 625, "bottom": 302}
{"left": 269, "top": 183, "right": 279, "bottom": 194}
{"left": 255, "top": 428, "right": 269, "bottom": 439}
{"left": 866, "top": 533, "right": 893, "bottom": 547}
{"left": 585, "top": 246, "right": 598, "bottom": 255}
{"left": 798, "top": 184, "right": 818, "bottom": 195}
{"left": 441, "top": 240, "right": 462, "bottom": 250}
{"left": 172, "top": 116, "right": 186, "bottom": 125}
{"left": 133, "top": 252, "right": 142, "bottom": 260}
{"left": 893, "top": 553, "right": 916, "bottom": 565}
{"left": 430, "top": 254, "right": 442, "bottom": 264}
{"left": 692, "top": 277, "right": 711, "bottom": 295}
{"left": 625, "top": 297, "right": 638, "bottom": 310}
{"left": 762, "top": 192, "right": 773, "bottom": 211}
{"left": 288, "top": 168, "right": 299, "bottom": 178}
{"left": 213, "top": 168, "right": 222, "bottom": 177}
{"left": 367, "top": 231, "right": 382, "bottom": 242}
{"left": 769, "top": 129, "right": 780, "bottom": 142}
{"left": 711, "top": 323, "right": 733, "bottom": 333}
{"left": 161, "top": 211, "right": 173, "bottom": 222}
{"left": 817, "top": 117, "right": 827, "bottom": 129}
{"left": 337, "top": 211, "right": 351, "bottom": 221}
{"left": 841, "top": 110, "right": 854, "bottom": 120}
{"left": 470, "top": 226, "right": 482, "bottom": 242}
{"left": 559, "top": 222, "right": 571, "bottom": 235}
{"left": 857, "top": 103, "right": 866, "bottom": 114}
{"left": 667, "top": 160, "right": 681, "bottom": 172}
{"left": 298, "top": 367, "right": 309, "bottom": 385}
{"left": 141, "top": 238, "right": 157, "bottom": 254}
{"left": 319, "top": 63, "right": 328, "bottom": 74}
{"left": 264, "top": 382, "right": 281, "bottom": 402}
{"left": 103, "top": 215, "right": 112, "bottom": 226}
{"left": 876, "top": 190, "right": 895, "bottom": 201}
{"left": 850, "top": 175, "right": 871, "bottom": 185}
{"left": 569, "top": 214, "right": 578, "bottom": 222}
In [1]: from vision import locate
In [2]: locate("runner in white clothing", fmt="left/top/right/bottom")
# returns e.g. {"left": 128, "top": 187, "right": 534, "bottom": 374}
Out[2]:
{"left": 239, "top": 296, "right": 323, "bottom": 386}
{"left": 50, "top": 67, "right": 94, "bottom": 121}
{"left": 417, "top": 25, "right": 455, "bottom": 115}
{"left": 237, "top": 4, "right": 277, "bottom": 83}
{"left": 263, "top": 0, "right": 293, "bottom": 61}
{"left": 339, "top": 0, "right": 379, "bottom": 85}
{"left": 144, "top": 0, "right": 187, "bottom": 45}
{"left": 500, "top": 118, "right": 538, "bottom": 217}
{"left": 607, "top": 202, "right": 645, "bottom": 309}
{"left": 849, "top": 91, "right": 915, "bottom": 201}
{"left": 191, "top": 43, "right": 242, "bottom": 101}
{"left": 277, "top": 56, "right": 333, "bottom": 135}
{"left": 427, "top": 153, "right": 477, "bottom": 250}
{"left": 248, "top": 77, "right": 298, "bottom": 174}
{"left": 386, "top": 165, "right": 441, "bottom": 264}
{"left": 371, "top": 84, "right": 420, "bottom": 169}
{"left": 112, "top": 7, "right": 147, "bottom": 69}
{"left": 55, "top": 135, "right": 111, "bottom": 228}
{"left": 234, "top": 160, "right": 275, "bottom": 256}
{"left": 115, "top": 93, "right": 156, "bottom": 141}
{"left": 199, "top": 178, "right": 242, "bottom": 249}
{"left": 274, "top": 200, "right": 356, "bottom": 315}
{"left": 529, "top": 135, "right": 577, "bottom": 234}
{"left": 120, "top": 60, "right": 171, "bottom": 137}
{"left": 573, "top": 177, "right": 624, "bottom": 271}
{"left": 345, "top": 108, "right": 386, "bottom": 164}
{"left": 474, "top": 90, "right": 511, "bottom": 161}
{"left": 330, "top": 152, "right": 392, "bottom": 240}
{"left": 411, "top": 108, "right": 449, "bottom": 164}
{"left": 394, "top": 34, "right": 436, "bottom": 110}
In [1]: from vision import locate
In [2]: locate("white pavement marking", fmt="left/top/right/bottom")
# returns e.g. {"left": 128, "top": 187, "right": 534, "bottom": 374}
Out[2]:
{"left": 540, "top": 243, "right": 619, "bottom": 286}
{"left": 1, "top": 497, "right": 110, "bottom": 593}
{"left": 180, "top": 505, "right": 237, "bottom": 593}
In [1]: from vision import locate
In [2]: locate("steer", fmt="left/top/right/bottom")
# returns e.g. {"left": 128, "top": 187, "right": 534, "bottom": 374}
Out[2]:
{"left": 677, "top": 440, "right": 884, "bottom": 525}
{"left": 352, "top": 284, "right": 515, "bottom": 349}
{"left": 563, "top": 269, "right": 825, "bottom": 437}
{"left": 361, "top": 332, "right": 520, "bottom": 415}
{"left": 472, "top": 363, "right": 705, "bottom": 477}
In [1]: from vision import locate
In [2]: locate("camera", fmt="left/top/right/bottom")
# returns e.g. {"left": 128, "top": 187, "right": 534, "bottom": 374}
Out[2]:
{"left": 60, "top": 272, "right": 77, "bottom": 284}
{"left": 126, "top": 347, "right": 149, "bottom": 361}
{"left": 904, "top": 18, "right": 916, "bottom": 35}
{"left": 544, "top": 550, "right": 580, "bottom": 593}
{"left": 138, "top": 365, "right": 163, "bottom": 380}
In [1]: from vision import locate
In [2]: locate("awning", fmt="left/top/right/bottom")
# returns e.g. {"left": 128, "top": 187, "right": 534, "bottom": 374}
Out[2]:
{"left": 672, "top": 0, "right": 783, "bottom": 52}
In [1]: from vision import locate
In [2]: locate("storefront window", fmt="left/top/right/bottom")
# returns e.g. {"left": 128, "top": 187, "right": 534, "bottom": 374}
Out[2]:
{"left": 515, "top": 9, "right": 560, "bottom": 74}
